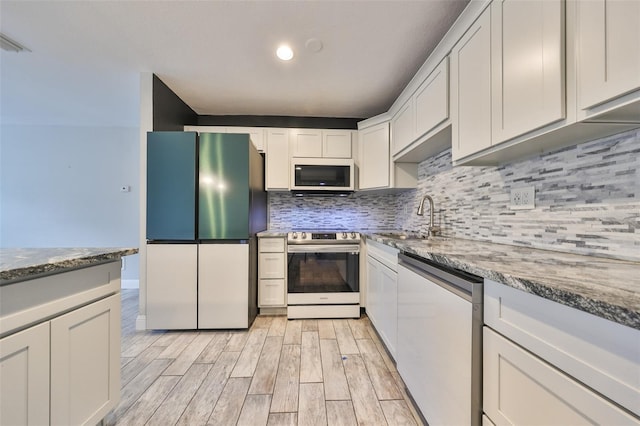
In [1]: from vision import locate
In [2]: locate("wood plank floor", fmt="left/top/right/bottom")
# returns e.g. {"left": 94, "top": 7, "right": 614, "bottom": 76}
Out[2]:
{"left": 106, "top": 290, "right": 424, "bottom": 425}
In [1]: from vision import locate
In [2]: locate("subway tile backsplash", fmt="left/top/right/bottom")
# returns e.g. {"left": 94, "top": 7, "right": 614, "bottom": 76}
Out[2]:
{"left": 269, "top": 129, "right": 639, "bottom": 261}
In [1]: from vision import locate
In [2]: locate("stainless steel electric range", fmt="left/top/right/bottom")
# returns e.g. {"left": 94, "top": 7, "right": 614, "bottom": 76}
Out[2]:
{"left": 286, "top": 229, "right": 361, "bottom": 319}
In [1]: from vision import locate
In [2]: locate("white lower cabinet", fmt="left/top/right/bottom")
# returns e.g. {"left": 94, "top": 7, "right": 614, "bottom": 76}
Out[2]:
{"left": 0, "top": 322, "right": 50, "bottom": 426}
{"left": 0, "top": 294, "right": 120, "bottom": 426}
{"left": 484, "top": 327, "right": 638, "bottom": 425}
{"left": 366, "top": 241, "right": 398, "bottom": 358}
{"left": 258, "top": 237, "right": 287, "bottom": 308}
{"left": 484, "top": 279, "right": 640, "bottom": 418}
{"left": 50, "top": 294, "right": 120, "bottom": 426}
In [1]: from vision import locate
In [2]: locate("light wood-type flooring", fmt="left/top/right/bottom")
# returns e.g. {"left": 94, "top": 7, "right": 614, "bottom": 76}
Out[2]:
{"left": 106, "top": 290, "right": 424, "bottom": 425}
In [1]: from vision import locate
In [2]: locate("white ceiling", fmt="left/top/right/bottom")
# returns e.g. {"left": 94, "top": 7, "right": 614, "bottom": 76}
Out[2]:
{"left": 0, "top": 0, "right": 468, "bottom": 127}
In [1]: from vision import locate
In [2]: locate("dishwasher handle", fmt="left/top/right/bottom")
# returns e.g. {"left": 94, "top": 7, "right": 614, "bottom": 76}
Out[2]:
{"left": 398, "top": 253, "right": 483, "bottom": 304}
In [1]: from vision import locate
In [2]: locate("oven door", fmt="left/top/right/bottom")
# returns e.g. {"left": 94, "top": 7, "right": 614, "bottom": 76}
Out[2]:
{"left": 287, "top": 244, "right": 360, "bottom": 294}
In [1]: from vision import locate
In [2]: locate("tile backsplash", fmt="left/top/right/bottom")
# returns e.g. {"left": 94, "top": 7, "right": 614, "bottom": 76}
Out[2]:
{"left": 268, "top": 128, "right": 639, "bottom": 261}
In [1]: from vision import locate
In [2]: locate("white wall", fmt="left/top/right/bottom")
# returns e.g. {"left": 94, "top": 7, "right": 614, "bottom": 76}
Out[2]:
{"left": 0, "top": 124, "right": 140, "bottom": 282}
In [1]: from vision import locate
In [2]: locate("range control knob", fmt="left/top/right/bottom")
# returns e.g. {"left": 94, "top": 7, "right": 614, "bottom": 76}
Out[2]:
{"left": 351, "top": 232, "right": 357, "bottom": 239}
{"left": 342, "top": 232, "right": 348, "bottom": 239}
{"left": 291, "top": 232, "right": 298, "bottom": 239}
{"left": 301, "top": 232, "right": 307, "bottom": 239}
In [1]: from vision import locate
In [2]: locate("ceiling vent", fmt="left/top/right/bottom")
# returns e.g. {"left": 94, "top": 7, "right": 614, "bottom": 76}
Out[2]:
{"left": 0, "top": 33, "right": 30, "bottom": 53}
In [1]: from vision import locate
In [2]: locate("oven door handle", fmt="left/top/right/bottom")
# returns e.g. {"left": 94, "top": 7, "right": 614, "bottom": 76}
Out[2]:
{"left": 287, "top": 244, "right": 360, "bottom": 253}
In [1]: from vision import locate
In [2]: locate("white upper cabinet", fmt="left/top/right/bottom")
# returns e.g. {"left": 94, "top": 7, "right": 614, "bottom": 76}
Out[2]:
{"left": 576, "top": 0, "right": 640, "bottom": 121}
{"left": 391, "top": 99, "right": 415, "bottom": 155}
{"left": 451, "top": 7, "right": 492, "bottom": 162}
{"left": 359, "top": 122, "right": 391, "bottom": 190}
{"left": 290, "top": 129, "right": 353, "bottom": 158}
{"left": 322, "top": 130, "right": 353, "bottom": 158}
{"left": 265, "top": 128, "right": 290, "bottom": 191}
{"left": 391, "top": 58, "right": 451, "bottom": 162}
{"left": 290, "top": 128, "right": 323, "bottom": 157}
{"left": 415, "top": 58, "right": 449, "bottom": 140}
{"left": 358, "top": 121, "right": 417, "bottom": 191}
{"left": 226, "top": 127, "right": 266, "bottom": 151}
{"left": 491, "top": 0, "right": 565, "bottom": 144}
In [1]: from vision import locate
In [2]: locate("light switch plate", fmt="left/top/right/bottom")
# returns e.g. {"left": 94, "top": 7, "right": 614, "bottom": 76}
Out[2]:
{"left": 510, "top": 186, "right": 535, "bottom": 210}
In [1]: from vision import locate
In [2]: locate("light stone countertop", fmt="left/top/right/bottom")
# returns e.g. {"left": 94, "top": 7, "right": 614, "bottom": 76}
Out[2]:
{"left": 365, "top": 233, "right": 640, "bottom": 330}
{"left": 257, "top": 230, "right": 288, "bottom": 237}
{"left": 0, "top": 247, "right": 139, "bottom": 285}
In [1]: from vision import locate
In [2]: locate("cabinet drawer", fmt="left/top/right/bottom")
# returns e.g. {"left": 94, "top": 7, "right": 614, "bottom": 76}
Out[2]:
{"left": 258, "top": 253, "right": 285, "bottom": 279}
{"left": 484, "top": 279, "right": 640, "bottom": 416}
{"left": 258, "top": 279, "right": 286, "bottom": 307}
{"left": 259, "top": 238, "right": 285, "bottom": 253}
{"left": 484, "top": 327, "right": 638, "bottom": 425}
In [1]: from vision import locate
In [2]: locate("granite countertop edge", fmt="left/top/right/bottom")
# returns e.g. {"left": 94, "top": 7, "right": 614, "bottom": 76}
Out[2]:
{"left": 257, "top": 230, "right": 289, "bottom": 237}
{"left": 364, "top": 233, "right": 640, "bottom": 331}
{"left": 1, "top": 248, "right": 139, "bottom": 285}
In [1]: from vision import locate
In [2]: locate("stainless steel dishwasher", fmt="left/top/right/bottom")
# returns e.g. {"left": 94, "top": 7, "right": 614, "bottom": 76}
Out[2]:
{"left": 397, "top": 252, "right": 483, "bottom": 426}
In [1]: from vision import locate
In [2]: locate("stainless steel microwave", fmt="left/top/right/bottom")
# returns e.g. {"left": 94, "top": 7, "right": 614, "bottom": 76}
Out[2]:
{"left": 290, "top": 158, "right": 355, "bottom": 194}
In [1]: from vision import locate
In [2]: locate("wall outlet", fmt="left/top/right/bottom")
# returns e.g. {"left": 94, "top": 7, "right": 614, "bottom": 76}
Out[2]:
{"left": 121, "top": 257, "right": 126, "bottom": 271}
{"left": 510, "top": 186, "right": 535, "bottom": 210}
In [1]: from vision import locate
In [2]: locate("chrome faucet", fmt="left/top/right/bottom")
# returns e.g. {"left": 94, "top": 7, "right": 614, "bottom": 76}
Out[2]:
{"left": 417, "top": 194, "right": 440, "bottom": 236}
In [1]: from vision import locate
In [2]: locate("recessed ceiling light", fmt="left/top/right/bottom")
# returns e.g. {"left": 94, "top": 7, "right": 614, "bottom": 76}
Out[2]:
{"left": 276, "top": 45, "right": 294, "bottom": 61}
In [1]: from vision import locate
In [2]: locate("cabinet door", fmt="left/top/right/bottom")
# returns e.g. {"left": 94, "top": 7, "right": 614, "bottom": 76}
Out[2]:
{"left": 322, "top": 130, "right": 352, "bottom": 158}
{"left": 391, "top": 100, "right": 415, "bottom": 155}
{"left": 366, "top": 256, "right": 382, "bottom": 329}
{"left": 227, "top": 127, "right": 265, "bottom": 152}
{"left": 492, "top": 0, "right": 564, "bottom": 143}
{"left": 146, "top": 244, "right": 198, "bottom": 329}
{"left": 451, "top": 7, "right": 492, "bottom": 161}
{"left": 0, "top": 322, "right": 50, "bottom": 426}
{"left": 50, "top": 294, "right": 120, "bottom": 426}
{"left": 290, "top": 128, "right": 322, "bottom": 157}
{"left": 266, "top": 129, "right": 290, "bottom": 190}
{"left": 198, "top": 244, "right": 249, "bottom": 328}
{"left": 576, "top": 0, "right": 640, "bottom": 111}
{"left": 484, "top": 327, "right": 638, "bottom": 425}
{"left": 415, "top": 58, "right": 449, "bottom": 140}
{"left": 380, "top": 265, "right": 398, "bottom": 358}
{"left": 258, "top": 279, "right": 286, "bottom": 307}
{"left": 358, "top": 123, "right": 390, "bottom": 190}
{"left": 484, "top": 279, "right": 640, "bottom": 416}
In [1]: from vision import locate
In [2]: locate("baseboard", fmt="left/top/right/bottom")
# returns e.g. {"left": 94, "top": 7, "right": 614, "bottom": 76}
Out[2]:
{"left": 121, "top": 279, "right": 139, "bottom": 289}
{"left": 259, "top": 307, "right": 287, "bottom": 316}
{"left": 135, "top": 314, "right": 146, "bottom": 331}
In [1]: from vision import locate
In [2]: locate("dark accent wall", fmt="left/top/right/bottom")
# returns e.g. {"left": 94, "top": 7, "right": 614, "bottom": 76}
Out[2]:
{"left": 197, "top": 115, "right": 362, "bottom": 130}
{"left": 152, "top": 75, "right": 363, "bottom": 130}
{"left": 152, "top": 75, "right": 198, "bottom": 131}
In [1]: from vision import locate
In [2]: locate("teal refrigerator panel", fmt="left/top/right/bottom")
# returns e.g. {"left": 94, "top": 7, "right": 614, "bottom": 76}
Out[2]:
{"left": 147, "top": 132, "right": 197, "bottom": 240}
{"left": 198, "top": 133, "right": 250, "bottom": 239}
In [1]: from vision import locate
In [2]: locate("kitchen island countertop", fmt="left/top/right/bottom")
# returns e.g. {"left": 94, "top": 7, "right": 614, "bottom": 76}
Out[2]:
{"left": 0, "top": 247, "right": 138, "bottom": 285}
{"left": 365, "top": 233, "right": 640, "bottom": 330}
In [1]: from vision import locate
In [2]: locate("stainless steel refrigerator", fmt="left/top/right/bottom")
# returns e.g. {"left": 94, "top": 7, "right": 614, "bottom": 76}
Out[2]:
{"left": 146, "top": 131, "right": 266, "bottom": 329}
